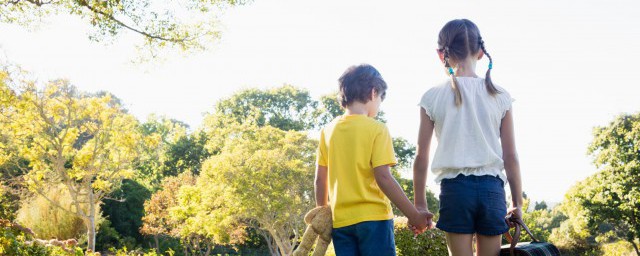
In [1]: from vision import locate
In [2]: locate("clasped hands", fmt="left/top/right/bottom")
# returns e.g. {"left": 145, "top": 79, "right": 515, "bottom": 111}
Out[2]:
{"left": 408, "top": 208, "right": 436, "bottom": 237}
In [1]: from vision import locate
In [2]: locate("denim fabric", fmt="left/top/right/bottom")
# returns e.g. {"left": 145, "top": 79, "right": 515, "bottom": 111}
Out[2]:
{"left": 436, "top": 174, "right": 510, "bottom": 236}
{"left": 331, "top": 219, "right": 396, "bottom": 256}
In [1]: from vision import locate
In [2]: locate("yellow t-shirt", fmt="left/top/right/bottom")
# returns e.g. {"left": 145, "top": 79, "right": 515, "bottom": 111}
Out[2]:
{"left": 317, "top": 114, "right": 397, "bottom": 228}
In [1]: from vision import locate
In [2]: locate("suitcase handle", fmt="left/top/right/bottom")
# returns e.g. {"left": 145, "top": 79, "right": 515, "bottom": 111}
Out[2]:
{"left": 504, "top": 213, "right": 539, "bottom": 256}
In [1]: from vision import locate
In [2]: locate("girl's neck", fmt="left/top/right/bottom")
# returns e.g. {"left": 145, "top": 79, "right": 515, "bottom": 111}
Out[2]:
{"left": 454, "top": 58, "right": 479, "bottom": 78}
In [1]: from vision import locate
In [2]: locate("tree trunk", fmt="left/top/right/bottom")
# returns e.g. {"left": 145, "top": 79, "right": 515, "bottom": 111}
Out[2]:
{"left": 630, "top": 239, "right": 640, "bottom": 256}
{"left": 154, "top": 235, "right": 160, "bottom": 252}
{"left": 87, "top": 191, "right": 97, "bottom": 252}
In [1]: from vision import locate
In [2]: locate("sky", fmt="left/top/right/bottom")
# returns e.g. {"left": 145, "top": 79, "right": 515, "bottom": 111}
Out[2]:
{"left": 1, "top": 0, "right": 639, "bottom": 204}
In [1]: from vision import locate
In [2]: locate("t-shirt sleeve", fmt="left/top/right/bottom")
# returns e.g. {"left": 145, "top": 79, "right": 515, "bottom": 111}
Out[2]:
{"left": 316, "top": 128, "right": 328, "bottom": 166}
{"left": 418, "top": 89, "right": 436, "bottom": 121}
{"left": 371, "top": 125, "right": 398, "bottom": 168}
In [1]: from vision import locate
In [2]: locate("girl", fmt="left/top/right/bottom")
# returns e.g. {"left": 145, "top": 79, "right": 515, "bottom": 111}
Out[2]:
{"left": 412, "top": 19, "right": 524, "bottom": 256}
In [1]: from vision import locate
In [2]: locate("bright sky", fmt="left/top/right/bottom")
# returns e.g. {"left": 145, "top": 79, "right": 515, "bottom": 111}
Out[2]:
{"left": 1, "top": 0, "right": 639, "bottom": 204}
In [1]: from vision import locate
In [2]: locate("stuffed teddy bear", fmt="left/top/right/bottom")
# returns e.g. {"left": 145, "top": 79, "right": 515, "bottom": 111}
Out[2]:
{"left": 293, "top": 205, "right": 332, "bottom": 256}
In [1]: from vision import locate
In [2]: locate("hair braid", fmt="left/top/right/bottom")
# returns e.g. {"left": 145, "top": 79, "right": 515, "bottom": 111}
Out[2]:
{"left": 443, "top": 47, "right": 462, "bottom": 106}
{"left": 479, "top": 38, "right": 500, "bottom": 95}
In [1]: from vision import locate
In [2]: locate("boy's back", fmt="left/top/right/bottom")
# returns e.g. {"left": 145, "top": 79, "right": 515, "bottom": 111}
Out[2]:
{"left": 318, "top": 114, "right": 396, "bottom": 228}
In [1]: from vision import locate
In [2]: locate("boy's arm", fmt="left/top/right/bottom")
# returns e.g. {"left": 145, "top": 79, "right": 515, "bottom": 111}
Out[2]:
{"left": 413, "top": 108, "right": 434, "bottom": 211}
{"left": 315, "top": 165, "right": 329, "bottom": 207}
{"left": 374, "top": 165, "right": 427, "bottom": 229}
{"left": 501, "top": 110, "right": 523, "bottom": 218}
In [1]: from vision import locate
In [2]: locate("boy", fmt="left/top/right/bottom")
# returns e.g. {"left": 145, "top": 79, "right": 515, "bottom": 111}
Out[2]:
{"left": 315, "top": 64, "right": 432, "bottom": 255}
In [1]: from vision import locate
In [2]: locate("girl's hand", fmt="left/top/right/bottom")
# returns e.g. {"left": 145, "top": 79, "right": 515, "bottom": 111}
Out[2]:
{"left": 408, "top": 210, "right": 435, "bottom": 237}
{"left": 506, "top": 206, "right": 523, "bottom": 228}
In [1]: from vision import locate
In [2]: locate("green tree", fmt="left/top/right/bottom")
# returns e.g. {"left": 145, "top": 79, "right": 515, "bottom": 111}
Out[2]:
{"left": 1, "top": 80, "right": 142, "bottom": 252}
{"left": 534, "top": 201, "right": 548, "bottom": 211}
{"left": 549, "top": 176, "right": 599, "bottom": 252}
{"left": 0, "top": 0, "right": 250, "bottom": 56}
{"left": 194, "top": 115, "right": 315, "bottom": 255}
{"left": 100, "top": 179, "right": 151, "bottom": 248}
{"left": 215, "top": 85, "right": 319, "bottom": 131}
{"left": 581, "top": 113, "right": 640, "bottom": 255}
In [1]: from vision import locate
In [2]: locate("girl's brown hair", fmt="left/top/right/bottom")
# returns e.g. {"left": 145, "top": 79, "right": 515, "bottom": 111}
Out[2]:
{"left": 438, "top": 19, "right": 500, "bottom": 106}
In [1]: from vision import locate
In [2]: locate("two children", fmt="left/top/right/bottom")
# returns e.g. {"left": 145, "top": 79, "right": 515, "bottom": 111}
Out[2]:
{"left": 315, "top": 19, "right": 523, "bottom": 256}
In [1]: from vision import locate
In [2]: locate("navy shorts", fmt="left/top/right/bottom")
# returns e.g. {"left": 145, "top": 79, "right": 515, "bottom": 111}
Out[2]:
{"left": 436, "top": 174, "right": 509, "bottom": 236}
{"left": 332, "top": 219, "right": 396, "bottom": 256}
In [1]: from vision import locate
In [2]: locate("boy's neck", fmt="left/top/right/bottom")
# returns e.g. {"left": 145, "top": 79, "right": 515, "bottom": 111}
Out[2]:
{"left": 345, "top": 102, "right": 369, "bottom": 116}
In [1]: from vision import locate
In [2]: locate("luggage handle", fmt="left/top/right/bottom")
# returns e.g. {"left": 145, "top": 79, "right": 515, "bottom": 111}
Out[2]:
{"left": 504, "top": 213, "right": 539, "bottom": 256}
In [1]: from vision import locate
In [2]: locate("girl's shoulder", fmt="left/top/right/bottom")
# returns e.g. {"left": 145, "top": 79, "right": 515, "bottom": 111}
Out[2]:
{"left": 421, "top": 81, "right": 451, "bottom": 99}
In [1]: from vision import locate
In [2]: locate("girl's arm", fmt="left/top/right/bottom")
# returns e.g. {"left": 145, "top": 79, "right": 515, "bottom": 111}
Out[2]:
{"left": 500, "top": 109, "right": 524, "bottom": 217}
{"left": 413, "top": 108, "right": 435, "bottom": 211}
{"left": 315, "top": 165, "right": 329, "bottom": 206}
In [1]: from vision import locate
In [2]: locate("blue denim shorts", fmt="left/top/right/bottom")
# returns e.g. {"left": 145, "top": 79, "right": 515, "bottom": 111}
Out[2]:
{"left": 436, "top": 174, "right": 509, "bottom": 236}
{"left": 331, "top": 219, "right": 396, "bottom": 256}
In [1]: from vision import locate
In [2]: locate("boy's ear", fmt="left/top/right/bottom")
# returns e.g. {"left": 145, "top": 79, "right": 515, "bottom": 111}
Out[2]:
{"left": 370, "top": 89, "right": 377, "bottom": 101}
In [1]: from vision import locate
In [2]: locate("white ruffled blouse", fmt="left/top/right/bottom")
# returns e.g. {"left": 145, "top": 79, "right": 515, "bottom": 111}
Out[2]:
{"left": 419, "top": 77, "right": 513, "bottom": 185}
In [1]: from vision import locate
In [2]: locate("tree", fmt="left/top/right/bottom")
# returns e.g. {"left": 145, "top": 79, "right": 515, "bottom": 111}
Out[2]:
{"left": 580, "top": 113, "right": 640, "bottom": 255}
{"left": 534, "top": 201, "right": 548, "bottom": 211}
{"left": 1, "top": 80, "right": 142, "bottom": 252}
{"left": 215, "top": 85, "right": 319, "bottom": 131}
{"left": 100, "top": 179, "right": 151, "bottom": 247}
{"left": 141, "top": 172, "right": 197, "bottom": 254}
{"left": 195, "top": 115, "right": 315, "bottom": 255}
{"left": 0, "top": 0, "right": 250, "bottom": 56}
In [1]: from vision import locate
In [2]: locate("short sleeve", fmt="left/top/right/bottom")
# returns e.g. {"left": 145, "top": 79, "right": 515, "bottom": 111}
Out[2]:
{"left": 498, "top": 89, "right": 515, "bottom": 118}
{"left": 371, "top": 125, "right": 398, "bottom": 168}
{"left": 316, "top": 129, "right": 328, "bottom": 166}
{"left": 419, "top": 89, "right": 436, "bottom": 121}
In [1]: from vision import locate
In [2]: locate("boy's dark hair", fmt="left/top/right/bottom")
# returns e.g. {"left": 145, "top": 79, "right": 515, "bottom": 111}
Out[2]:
{"left": 338, "top": 64, "right": 387, "bottom": 108}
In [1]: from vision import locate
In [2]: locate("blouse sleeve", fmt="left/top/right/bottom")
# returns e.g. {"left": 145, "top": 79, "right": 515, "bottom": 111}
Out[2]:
{"left": 419, "top": 89, "right": 436, "bottom": 121}
{"left": 498, "top": 89, "right": 515, "bottom": 118}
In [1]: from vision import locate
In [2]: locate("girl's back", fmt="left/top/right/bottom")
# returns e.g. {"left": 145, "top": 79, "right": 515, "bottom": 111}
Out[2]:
{"left": 420, "top": 77, "right": 513, "bottom": 184}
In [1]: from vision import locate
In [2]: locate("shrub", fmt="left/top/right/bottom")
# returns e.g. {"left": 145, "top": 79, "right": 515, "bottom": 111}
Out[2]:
{"left": 394, "top": 217, "right": 448, "bottom": 256}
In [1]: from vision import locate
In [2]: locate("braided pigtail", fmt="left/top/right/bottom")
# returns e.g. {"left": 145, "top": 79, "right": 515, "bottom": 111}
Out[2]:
{"left": 444, "top": 47, "right": 462, "bottom": 106}
{"left": 479, "top": 38, "right": 500, "bottom": 95}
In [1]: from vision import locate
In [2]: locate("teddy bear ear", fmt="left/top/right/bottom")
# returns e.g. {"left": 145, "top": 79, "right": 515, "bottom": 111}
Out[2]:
{"left": 304, "top": 207, "right": 322, "bottom": 224}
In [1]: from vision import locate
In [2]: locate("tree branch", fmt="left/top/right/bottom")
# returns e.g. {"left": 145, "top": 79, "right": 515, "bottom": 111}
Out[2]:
{"left": 76, "top": 0, "right": 196, "bottom": 43}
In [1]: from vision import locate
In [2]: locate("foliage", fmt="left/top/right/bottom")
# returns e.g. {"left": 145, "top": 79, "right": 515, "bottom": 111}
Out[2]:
{"left": 100, "top": 179, "right": 151, "bottom": 248}
{"left": 0, "top": 219, "right": 80, "bottom": 256}
{"left": 0, "top": 0, "right": 250, "bottom": 57}
{"left": 394, "top": 217, "right": 448, "bottom": 256}
{"left": 0, "top": 183, "right": 19, "bottom": 221}
{"left": 141, "top": 172, "right": 196, "bottom": 254}
{"left": 194, "top": 114, "right": 315, "bottom": 255}
{"left": 214, "top": 85, "right": 319, "bottom": 131}
{"left": 1, "top": 79, "right": 142, "bottom": 251}
{"left": 582, "top": 113, "right": 640, "bottom": 255}
{"left": 549, "top": 176, "right": 599, "bottom": 251}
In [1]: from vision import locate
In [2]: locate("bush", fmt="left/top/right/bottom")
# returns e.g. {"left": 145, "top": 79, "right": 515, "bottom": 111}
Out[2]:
{"left": 394, "top": 217, "right": 448, "bottom": 256}
{"left": 16, "top": 187, "right": 101, "bottom": 240}
{"left": 0, "top": 219, "right": 80, "bottom": 256}
{"left": 601, "top": 240, "right": 637, "bottom": 256}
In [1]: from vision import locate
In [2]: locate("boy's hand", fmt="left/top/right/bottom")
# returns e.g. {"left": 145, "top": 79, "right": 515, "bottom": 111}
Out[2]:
{"left": 408, "top": 210, "right": 434, "bottom": 236}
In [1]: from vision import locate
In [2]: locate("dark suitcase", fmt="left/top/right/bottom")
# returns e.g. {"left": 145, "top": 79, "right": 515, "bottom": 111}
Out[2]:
{"left": 500, "top": 214, "right": 561, "bottom": 256}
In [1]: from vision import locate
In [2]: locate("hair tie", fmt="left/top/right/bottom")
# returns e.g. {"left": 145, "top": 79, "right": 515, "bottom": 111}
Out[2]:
{"left": 488, "top": 63, "right": 493, "bottom": 70}
{"left": 448, "top": 67, "right": 454, "bottom": 75}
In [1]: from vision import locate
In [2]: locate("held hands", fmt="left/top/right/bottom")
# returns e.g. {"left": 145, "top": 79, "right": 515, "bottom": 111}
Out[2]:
{"left": 408, "top": 209, "right": 435, "bottom": 237}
